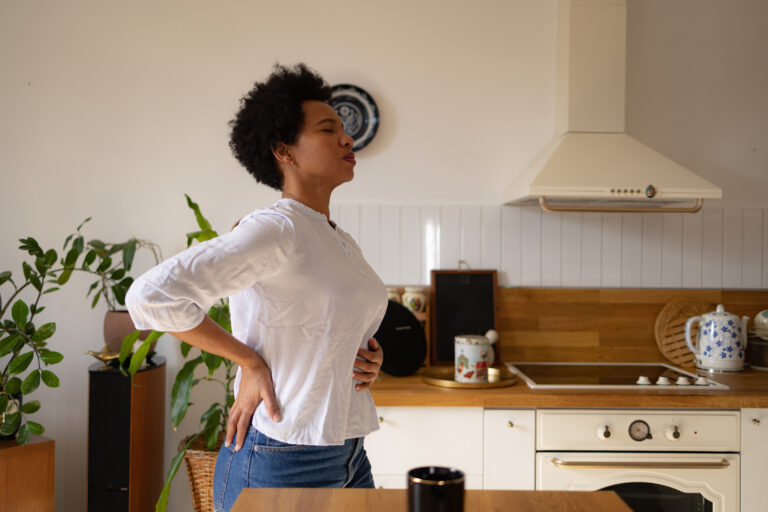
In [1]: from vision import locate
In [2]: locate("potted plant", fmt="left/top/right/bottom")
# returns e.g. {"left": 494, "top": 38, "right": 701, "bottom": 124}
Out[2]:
{"left": 121, "top": 195, "right": 236, "bottom": 512}
{"left": 0, "top": 227, "right": 81, "bottom": 444}
{"left": 65, "top": 218, "right": 163, "bottom": 354}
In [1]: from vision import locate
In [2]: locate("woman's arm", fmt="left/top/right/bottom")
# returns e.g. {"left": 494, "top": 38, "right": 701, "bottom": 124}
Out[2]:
{"left": 169, "top": 316, "right": 280, "bottom": 451}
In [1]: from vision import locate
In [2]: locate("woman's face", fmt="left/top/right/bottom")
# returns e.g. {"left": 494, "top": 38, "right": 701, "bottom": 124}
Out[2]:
{"left": 284, "top": 100, "right": 356, "bottom": 190}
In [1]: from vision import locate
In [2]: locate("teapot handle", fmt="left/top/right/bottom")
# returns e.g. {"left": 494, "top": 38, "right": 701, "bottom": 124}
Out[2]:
{"left": 685, "top": 316, "right": 702, "bottom": 357}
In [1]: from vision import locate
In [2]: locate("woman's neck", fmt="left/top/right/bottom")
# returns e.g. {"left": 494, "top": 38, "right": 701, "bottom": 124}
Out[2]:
{"left": 281, "top": 190, "right": 331, "bottom": 219}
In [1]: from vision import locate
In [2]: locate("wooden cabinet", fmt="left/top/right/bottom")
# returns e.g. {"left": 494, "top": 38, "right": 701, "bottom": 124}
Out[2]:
{"left": 0, "top": 435, "right": 55, "bottom": 511}
{"left": 87, "top": 358, "right": 165, "bottom": 512}
{"left": 365, "top": 406, "right": 484, "bottom": 489}
{"left": 741, "top": 408, "right": 768, "bottom": 512}
{"left": 483, "top": 409, "right": 535, "bottom": 490}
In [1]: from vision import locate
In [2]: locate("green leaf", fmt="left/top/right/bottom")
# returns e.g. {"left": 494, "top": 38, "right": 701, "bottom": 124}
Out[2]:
{"left": 21, "top": 400, "right": 41, "bottom": 414}
{"left": 22, "top": 261, "right": 34, "bottom": 281}
{"left": 155, "top": 434, "right": 200, "bottom": 512}
{"left": 57, "top": 268, "right": 73, "bottom": 285}
{"left": 44, "top": 249, "right": 57, "bottom": 267}
{"left": 76, "top": 216, "right": 92, "bottom": 231}
{"left": 18, "top": 237, "right": 43, "bottom": 258}
{"left": 0, "top": 412, "right": 20, "bottom": 435}
{"left": 185, "top": 229, "right": 217, "bottom": 247}
{"left": 170, "top": 356, "right": 203, "bottom": 428}
{"left": 31, "top": 323, "right": 56, "bottom": 342}
{"left": 119, "top": 330, "right": 142, "bottom": 366}
{"left": 86, "top": 280, "right": 99, "bottom": 296}
{"left": 16, "top": 423, "right": 30, "bottom": 444}
{"left": 123, "top": 240, "right": 137, "bottom": 272}
{"left": 0, "top": 271, "right": 12, "bottom": 287}
{"left": 73, "top": 236, "right": 84, "bottom": 253}
{"left": 5, "top": 378, "right": 22, "bottom": 395}
{"left": 26, "top": 421, "right": 44, "bottom": 435}
{"left": 83, "top": 250, "right": 97, "bottom": 270}
{"left": 29, "top": 273, "right": 43, "bottom": 292}
{"left": 63, "top": 233, "right": 74, "bottom": 251}
{"left": 180, "top": 341, "right": 192, "bottom": 358}
{"left": 22, "top": 370, "right": 41, "bottom": 394}
{"left": 96, "top": 256, "right": 112, "bottom": 273}
{"left": 127, "top": 337, "right": 153, "bottom": 377}
{"left": 12, "top": 300, "right": 28, "bottom": 330}
{"left": 203, "top": 410, "right": 222, "bottom": 450}
{"left": 42, "top": 287, "right": 60, "bottom": 295}
{"left": 185, "top": 194, "right": 213, "bottom": 231}
{"left": 91, "top": 289, "right": 102, "bottom": 308}
{"left": 32, "top": 306, "right": 45, "bottom": 315}
{"left": 88, "top": 239, "right": 106, "bottom": 251}
{"left": 110, "top": 268, "right": 126, "bottom": 281}
{"left": 0, "top": 334, "right": 21, "bottom": 357}
{"left": 64, "top": 247, "right": 79, "bottom": 267}
{"left": 200, "top": 403, "right": 220, "bottom": 423}
{"left": 0, "top": 394, "right": 8, "bottom": 414}
{"left": 41, "top": 370, "right": 59, "bottom": 388}
{"left": 112, "top": 284, "right": 127, "bottom": 306}
{"left": 40, "top": 349, "right": 63, "bottom": 365}
{"left": 201, "top": 350, "right": 223, "bottom": 375}
{"left": 8, "top": 351, "right": 34, "bottom": 375}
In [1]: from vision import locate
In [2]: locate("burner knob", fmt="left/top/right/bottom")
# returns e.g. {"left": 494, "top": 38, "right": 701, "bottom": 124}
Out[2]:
{"left": 666, "top": 425, "right": 681, "bottom": 441}
{"left": 636, "top": 376, "right": 651, "bottom": 385}
{"left": 656, "top": 376, "right": 671, "bottom": 385}
{"left": 675, "top": 376, "right": 691, "bottom": 386}
{"left": 597, "top": 425, "right": 612, "bottom": 440}
{"left": 695, "top": 376, "right": 710, "bottom": 386}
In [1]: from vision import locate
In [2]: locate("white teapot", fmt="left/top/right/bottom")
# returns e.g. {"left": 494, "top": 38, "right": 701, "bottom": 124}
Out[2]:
{"left": 685, "top": 305, "right": 749, "bottom": 372}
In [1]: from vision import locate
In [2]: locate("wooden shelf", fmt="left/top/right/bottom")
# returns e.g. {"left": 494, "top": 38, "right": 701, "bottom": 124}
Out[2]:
{"left": 0, "top": 435, "right": 55, "bottom": 511}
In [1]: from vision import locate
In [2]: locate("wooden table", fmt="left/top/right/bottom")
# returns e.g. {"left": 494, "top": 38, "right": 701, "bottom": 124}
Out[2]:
{"left": 231, "top": 488, "right": 632, "bottom": 511}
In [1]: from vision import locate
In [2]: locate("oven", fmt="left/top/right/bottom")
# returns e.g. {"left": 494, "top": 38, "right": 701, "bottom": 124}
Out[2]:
{"left": 535, "top": 409, "right": 740, "bottom": 512}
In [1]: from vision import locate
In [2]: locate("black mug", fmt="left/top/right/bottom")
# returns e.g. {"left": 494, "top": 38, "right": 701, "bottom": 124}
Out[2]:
{"left": 407, "top": 466, "right": 465, "bottom": 512}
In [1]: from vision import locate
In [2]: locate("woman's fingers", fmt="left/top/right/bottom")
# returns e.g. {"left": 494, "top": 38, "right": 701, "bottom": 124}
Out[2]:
{"left": 224, "top": 363, "right": 281, "bottom": 451}
{"left": 354, "top": 337, "right": 384, "bottom": 390}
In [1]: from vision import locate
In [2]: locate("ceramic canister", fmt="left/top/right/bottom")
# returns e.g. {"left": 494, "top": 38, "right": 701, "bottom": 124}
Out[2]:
{"left": 455, "top": 335, "right": 491, "bottom": 383}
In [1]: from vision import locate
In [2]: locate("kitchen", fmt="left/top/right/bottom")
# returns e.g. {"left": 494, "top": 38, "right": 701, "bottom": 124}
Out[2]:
{"left": 1, "top": 0, "right": 766, "bottom": 511}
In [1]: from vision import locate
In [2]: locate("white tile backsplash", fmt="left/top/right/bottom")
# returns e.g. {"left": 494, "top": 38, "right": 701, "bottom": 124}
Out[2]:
{"left": 330, "top": 204, "right": 767, "bottom": 289}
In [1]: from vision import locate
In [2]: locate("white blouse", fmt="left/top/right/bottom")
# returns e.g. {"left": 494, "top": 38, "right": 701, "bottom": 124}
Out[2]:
{"left": 125, "top": 198, "right": 387, "bottom": 445}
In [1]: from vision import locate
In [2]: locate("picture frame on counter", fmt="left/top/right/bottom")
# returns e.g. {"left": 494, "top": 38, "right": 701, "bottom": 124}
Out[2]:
{"left": 429, "top": 270, "right": 499, "bottom": 366}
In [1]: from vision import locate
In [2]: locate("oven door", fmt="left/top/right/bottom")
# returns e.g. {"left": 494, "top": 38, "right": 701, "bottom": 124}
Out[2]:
{"left": 536, "top": 452, "right": 739, "bottom": 512}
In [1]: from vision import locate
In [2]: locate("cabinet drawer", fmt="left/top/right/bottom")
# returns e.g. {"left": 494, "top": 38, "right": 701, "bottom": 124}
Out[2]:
{"left": 366, "top": 407, "right": 483, "bottom": 475}
{"left": 483, "top": 409, "right": 535, "bottom": 490}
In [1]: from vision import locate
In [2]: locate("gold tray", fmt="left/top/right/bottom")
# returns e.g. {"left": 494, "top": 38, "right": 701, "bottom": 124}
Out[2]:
{"left": 421, "top": 366, "right": 517, "bottom": 389}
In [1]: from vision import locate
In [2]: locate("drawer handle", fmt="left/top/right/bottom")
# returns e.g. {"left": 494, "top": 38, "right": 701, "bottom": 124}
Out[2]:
{"left": 551, "top": 458, "right": 730, "bottom": 469}
{"left": 378, "top": 416, "right": 384, "bottom": 424}
{"left": 507, "top": 421, "right": 514, "bottom": 428}
{"left": 753, "top": 419, "right": 761, "bottom": 426}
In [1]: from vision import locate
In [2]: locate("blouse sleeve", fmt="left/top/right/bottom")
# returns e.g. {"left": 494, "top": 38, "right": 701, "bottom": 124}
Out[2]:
{"left": 125, "top": 212, "right": 294, "bottom": 332}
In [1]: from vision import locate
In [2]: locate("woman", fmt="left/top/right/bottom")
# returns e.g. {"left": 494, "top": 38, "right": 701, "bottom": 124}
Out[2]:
{"left": 125, "top": 63, "right": 386, "bottom": 511}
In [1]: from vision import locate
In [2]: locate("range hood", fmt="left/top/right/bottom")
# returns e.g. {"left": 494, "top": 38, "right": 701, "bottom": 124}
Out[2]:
{"left": 503, "top": 0, "right": 721, "bottom": 213}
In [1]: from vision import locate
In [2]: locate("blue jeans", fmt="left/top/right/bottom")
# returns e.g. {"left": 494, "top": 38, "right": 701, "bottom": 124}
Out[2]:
{"left": 212, "top": 427, "right": 375, "bottom": 512}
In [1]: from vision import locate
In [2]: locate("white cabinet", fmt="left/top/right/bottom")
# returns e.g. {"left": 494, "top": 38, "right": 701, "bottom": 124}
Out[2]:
{"left": 741, "top": 408, "right": 768, "bottom": 512}
{"left": 483, "top": 409, "right": 535, "bottom": 490}
{"left": 365, "top": 406, "right": 484, "bottom": 489}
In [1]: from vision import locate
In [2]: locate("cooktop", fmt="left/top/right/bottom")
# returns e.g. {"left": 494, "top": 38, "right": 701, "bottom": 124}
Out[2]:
{"left": 505, "top": 362, "right": 728, "bottom": 390}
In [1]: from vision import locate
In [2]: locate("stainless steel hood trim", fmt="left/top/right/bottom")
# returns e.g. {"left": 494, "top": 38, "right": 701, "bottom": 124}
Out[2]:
{"left": 539, "top": 196, "right": 703, "bottom": 214}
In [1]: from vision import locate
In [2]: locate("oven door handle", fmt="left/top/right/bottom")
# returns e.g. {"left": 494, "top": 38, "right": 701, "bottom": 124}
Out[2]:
{"left": 550, "top": 458, "right": 730, "bottom": 469}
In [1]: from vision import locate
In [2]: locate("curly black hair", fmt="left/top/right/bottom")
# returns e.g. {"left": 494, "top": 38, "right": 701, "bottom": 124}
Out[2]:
{"left": 229, "top": 63, "right": 332, "bottom": 190}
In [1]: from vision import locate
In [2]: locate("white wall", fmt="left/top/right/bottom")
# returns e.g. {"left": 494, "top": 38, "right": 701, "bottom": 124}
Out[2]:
{"left": 1, "top": 0, "right": 766, "bottom": 511}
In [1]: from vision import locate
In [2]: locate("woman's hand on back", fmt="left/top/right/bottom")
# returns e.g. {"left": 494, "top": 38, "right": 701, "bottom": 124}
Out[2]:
{"left": 353, "top": 337, "right": 384, "bottom": 391}
{"left": 226, "top": 361, "right": 281, "bottom": 451}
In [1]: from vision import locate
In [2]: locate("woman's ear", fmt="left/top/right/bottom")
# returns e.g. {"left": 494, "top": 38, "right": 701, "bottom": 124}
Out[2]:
{"left": 272, "top": 142, "right": 293, "bottom": 166}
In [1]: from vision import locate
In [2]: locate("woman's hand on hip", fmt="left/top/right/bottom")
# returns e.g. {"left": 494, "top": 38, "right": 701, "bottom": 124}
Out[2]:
{"left": 226, "top": 361, "right": 280, "bottom": 451}
{"left": 353, "top": 337, "right": 384, "bottom": 391}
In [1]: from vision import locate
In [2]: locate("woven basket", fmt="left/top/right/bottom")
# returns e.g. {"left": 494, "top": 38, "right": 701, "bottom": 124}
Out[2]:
{"left": 180, "top": 433, "right": 224, "bottom": 512}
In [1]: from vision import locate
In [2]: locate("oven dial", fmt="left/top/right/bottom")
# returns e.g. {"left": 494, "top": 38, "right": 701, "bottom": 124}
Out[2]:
{"left": 597, "top": 425, "right": 612, "bottom": 440}
{"left": 629, "top": 419, "right": 652, "bottom": 441}
{"left": 665, "top": 425, "right": 681, "bottom": 441}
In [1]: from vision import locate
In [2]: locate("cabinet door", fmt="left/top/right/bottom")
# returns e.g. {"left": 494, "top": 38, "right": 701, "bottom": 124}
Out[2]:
{"left": 483, "top": 409, "right": 535, "bottom": 490}
{"left": 741, "top": 408, "right": 768, "bottom": 512}
{"left": 366, "top": 407, "right": 483, "bottom": 479}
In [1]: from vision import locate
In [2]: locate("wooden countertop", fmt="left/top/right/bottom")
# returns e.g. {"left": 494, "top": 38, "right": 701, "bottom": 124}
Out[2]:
{"left": 371, "top": 366, "right": 768, "bottom": 408}
{"left": 231, "top": 488, "right": 631, "bottom": 512}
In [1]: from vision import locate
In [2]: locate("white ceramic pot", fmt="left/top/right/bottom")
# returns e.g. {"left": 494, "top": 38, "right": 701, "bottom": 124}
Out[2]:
{"left": 402, "top": 287, "right": 427, "bottom": 314}
{"left": 685, "top": 305, "right": 749, "bottom": 372}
